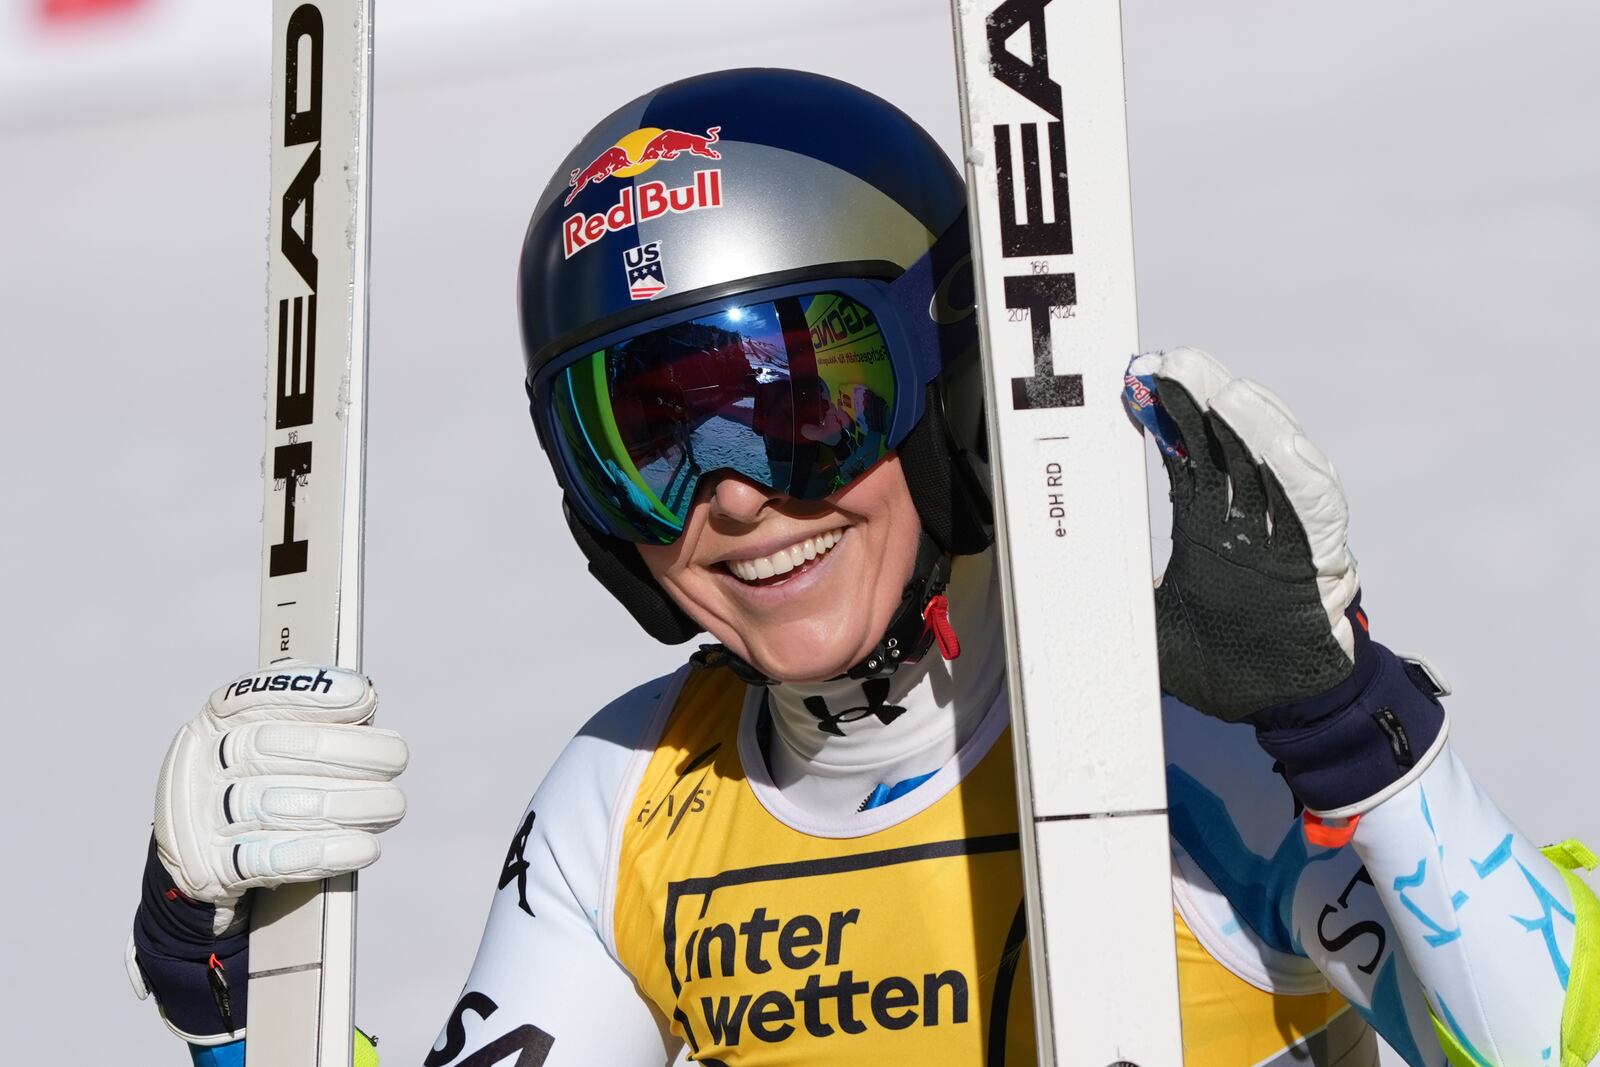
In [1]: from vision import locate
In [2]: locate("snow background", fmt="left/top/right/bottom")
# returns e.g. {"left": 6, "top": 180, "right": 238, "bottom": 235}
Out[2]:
{"left": 2, "top": 0, "right": 1597, "bottom": 1062}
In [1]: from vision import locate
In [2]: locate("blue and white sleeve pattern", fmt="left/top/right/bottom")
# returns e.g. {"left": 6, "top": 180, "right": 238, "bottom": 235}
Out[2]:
{"left": 1351, "top": 744, "right": 1583, "bottom": 1066}
{"left": 1164, "top": 696, "right": 1445, "bottom": 1063}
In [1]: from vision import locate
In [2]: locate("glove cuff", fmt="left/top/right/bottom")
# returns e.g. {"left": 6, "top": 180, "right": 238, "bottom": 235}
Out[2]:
{"left": 1255, "top": 640, "right": 1446, "bottom": 814}
{"left": 131, "top": 835, "right": 249, "bottom": 1041}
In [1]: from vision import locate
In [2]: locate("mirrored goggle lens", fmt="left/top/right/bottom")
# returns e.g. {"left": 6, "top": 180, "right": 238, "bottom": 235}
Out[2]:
{"left": 548, "top": 291, "right": 900, "bottom": 544}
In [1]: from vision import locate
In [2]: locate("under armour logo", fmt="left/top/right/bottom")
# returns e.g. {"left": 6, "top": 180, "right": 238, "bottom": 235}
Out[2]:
{"left": 802, "top": 677, "right": 907, "bottom": 736}
{"left": 498, "top": 809, "right": 536, "bottom": 916}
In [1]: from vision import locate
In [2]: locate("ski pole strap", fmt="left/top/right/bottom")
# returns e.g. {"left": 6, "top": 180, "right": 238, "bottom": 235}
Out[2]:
{"left": 1428, "top": 840, "right": 1600, "bottom": 1067}
{"left": 1544, "top": 840, "right": 1600, "bottom": 1067}
{"left": 1429, "top": 1012, "right": 1484, "bottom": 1067}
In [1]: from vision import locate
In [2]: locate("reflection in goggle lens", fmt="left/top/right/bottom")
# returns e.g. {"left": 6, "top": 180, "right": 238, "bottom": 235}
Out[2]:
{"left": 548, "top": 291, "right": 899, "bottom": 544}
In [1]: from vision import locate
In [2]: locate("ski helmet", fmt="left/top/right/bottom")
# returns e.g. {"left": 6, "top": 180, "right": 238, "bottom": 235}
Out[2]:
{"left": 519, "top": 68, "right": 992, "bottom": 671}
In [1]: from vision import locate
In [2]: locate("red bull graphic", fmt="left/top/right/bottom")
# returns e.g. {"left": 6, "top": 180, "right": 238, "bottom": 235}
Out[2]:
{"left": 1121, "top": 368, "right": 1188, "bottom": 461}
{"left": 563, "top": 168, "right": 722, "bottom": 259}
{"left": 636, "top": 125, "right": 721, "bottom": 165}
{"left": 565, "top": 145, "right": 633, "bottom": 207}
{"left": 564, "top": 125, "right": 723, "bottom": 207}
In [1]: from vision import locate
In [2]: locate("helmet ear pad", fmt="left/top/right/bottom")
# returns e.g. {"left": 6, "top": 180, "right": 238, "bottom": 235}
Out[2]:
{"left": 898, "top": 378, "right": 994, "bottom": 557}
{"left": 562, "top": 497, "right": 703, "bottom": 645}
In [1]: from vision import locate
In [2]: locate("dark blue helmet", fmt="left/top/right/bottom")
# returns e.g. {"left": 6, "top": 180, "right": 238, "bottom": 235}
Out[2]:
{"left": 518, "top": 69, "right": 991, "bottom": 650}
{"left": 519, "top": 68, "right": 967, "bottom": 379}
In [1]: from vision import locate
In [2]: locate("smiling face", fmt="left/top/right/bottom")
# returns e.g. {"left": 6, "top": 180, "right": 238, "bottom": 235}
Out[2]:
{"left": 637, "top": 455, "right": 923, "bottom": 683}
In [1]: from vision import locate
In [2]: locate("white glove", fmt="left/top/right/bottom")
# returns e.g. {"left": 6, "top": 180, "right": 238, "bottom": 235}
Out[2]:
{"left": 153, "top": 663, "right": 407, "bottom": 936}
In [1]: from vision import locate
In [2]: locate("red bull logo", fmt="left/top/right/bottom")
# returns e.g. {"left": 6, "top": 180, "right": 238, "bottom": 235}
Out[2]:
{"left": 564, "top": 145, "right": 633, "bottom": 207}
{"left": 563, "top": 168, "right": 723, "bottom": 259}
{"left": 561, "top": 125, "right": 726, "bottom": 259}
{"left": 556, "top": 123, "right": 720, "bottom": 257}
{"left": 1122, "top": 372, "right": 1156, "bottom": 411}
{"left": 564, "top": 125, "right": 722, "bottom": 206}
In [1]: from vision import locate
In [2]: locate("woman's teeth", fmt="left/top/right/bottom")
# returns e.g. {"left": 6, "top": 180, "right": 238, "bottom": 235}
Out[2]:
{"left": 727, "top": 529, "right": 845, "bottom": 583}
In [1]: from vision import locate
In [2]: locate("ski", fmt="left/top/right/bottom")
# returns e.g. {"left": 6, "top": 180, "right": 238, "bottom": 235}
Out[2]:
{"left": 249, "top": 2, "right": 374, "bottom": 1065}
{"left": 948, "top": 1, "right": 1183, "bottom": 1062}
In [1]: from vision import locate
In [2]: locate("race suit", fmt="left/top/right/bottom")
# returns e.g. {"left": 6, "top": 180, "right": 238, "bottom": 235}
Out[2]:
{"left": 417, "top": 554, "right": 1591, "bottom": 1067}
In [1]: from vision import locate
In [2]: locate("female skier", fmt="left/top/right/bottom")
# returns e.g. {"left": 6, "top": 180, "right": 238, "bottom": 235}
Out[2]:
{"left": 130, "top": 70, "right": 1597, "bottom": 1067}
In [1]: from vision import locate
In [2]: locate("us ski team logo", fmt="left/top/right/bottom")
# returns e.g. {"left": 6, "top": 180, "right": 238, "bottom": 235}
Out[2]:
{"left": 625, "top": 241, "right": 667, "bottom": 300}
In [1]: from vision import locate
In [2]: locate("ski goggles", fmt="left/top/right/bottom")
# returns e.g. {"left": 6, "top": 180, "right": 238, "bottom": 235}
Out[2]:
{"left": 529, "top": 243, "right": 969, "bottom": 545}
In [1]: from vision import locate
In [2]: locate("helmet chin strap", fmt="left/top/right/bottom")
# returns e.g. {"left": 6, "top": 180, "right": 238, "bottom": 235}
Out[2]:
{"left": 692, "top": 531, "right": 955, "bottom": 688}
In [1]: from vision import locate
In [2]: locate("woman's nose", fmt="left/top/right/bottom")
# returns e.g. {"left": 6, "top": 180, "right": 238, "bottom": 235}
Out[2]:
{"left": 704, "top": 472, "right": 781, "bottom": 526}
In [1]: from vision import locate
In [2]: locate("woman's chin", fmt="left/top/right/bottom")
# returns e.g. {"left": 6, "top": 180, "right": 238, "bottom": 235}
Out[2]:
{"left": 735, "top": 629, "right": 873, "bottom": 685}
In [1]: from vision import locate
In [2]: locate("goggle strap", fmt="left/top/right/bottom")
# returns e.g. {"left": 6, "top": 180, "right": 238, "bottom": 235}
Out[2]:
{"left": 885, "top": 209, "right": 975, "bottom": 387}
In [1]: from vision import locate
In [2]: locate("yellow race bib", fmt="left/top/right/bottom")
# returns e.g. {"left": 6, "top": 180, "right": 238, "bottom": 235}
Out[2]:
{"left": 613, "top": 664, "right": 1365, "bottom": 1065}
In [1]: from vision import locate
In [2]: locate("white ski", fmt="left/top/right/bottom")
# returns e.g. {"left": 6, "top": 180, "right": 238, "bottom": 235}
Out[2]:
{"left": 249, "top": 2, "right": 374, "bottom": 1065}
{"left": 949, "top": 1, "right": 1183, "bottom": 1063}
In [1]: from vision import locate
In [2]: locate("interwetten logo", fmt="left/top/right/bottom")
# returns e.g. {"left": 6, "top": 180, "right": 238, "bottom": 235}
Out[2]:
{"left": 685, "top": 902, "right": 970, "bottom": 1046}
{"left": 660, "top": 836, "right": 1027, "bottom": 1058}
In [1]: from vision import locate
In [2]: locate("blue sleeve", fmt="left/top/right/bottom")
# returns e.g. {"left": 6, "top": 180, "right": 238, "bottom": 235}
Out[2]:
{"left": 188, "top": 1039, "right": 244, "bottom": 1067}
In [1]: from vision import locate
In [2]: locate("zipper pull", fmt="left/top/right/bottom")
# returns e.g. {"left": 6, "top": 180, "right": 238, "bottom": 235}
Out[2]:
{"left": 922, "top": 594, "right": 961, "bottom": 661}
{"left": 207, "top": 952, "right": 236, "bottom": 1034}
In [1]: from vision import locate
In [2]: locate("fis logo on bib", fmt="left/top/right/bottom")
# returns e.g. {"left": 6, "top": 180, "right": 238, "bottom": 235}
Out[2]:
{"left": 625, "top": 241, "right": 667, "bottom": 301}
{"left": 561, "top": 124, "right": 725, "bottom": 259}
